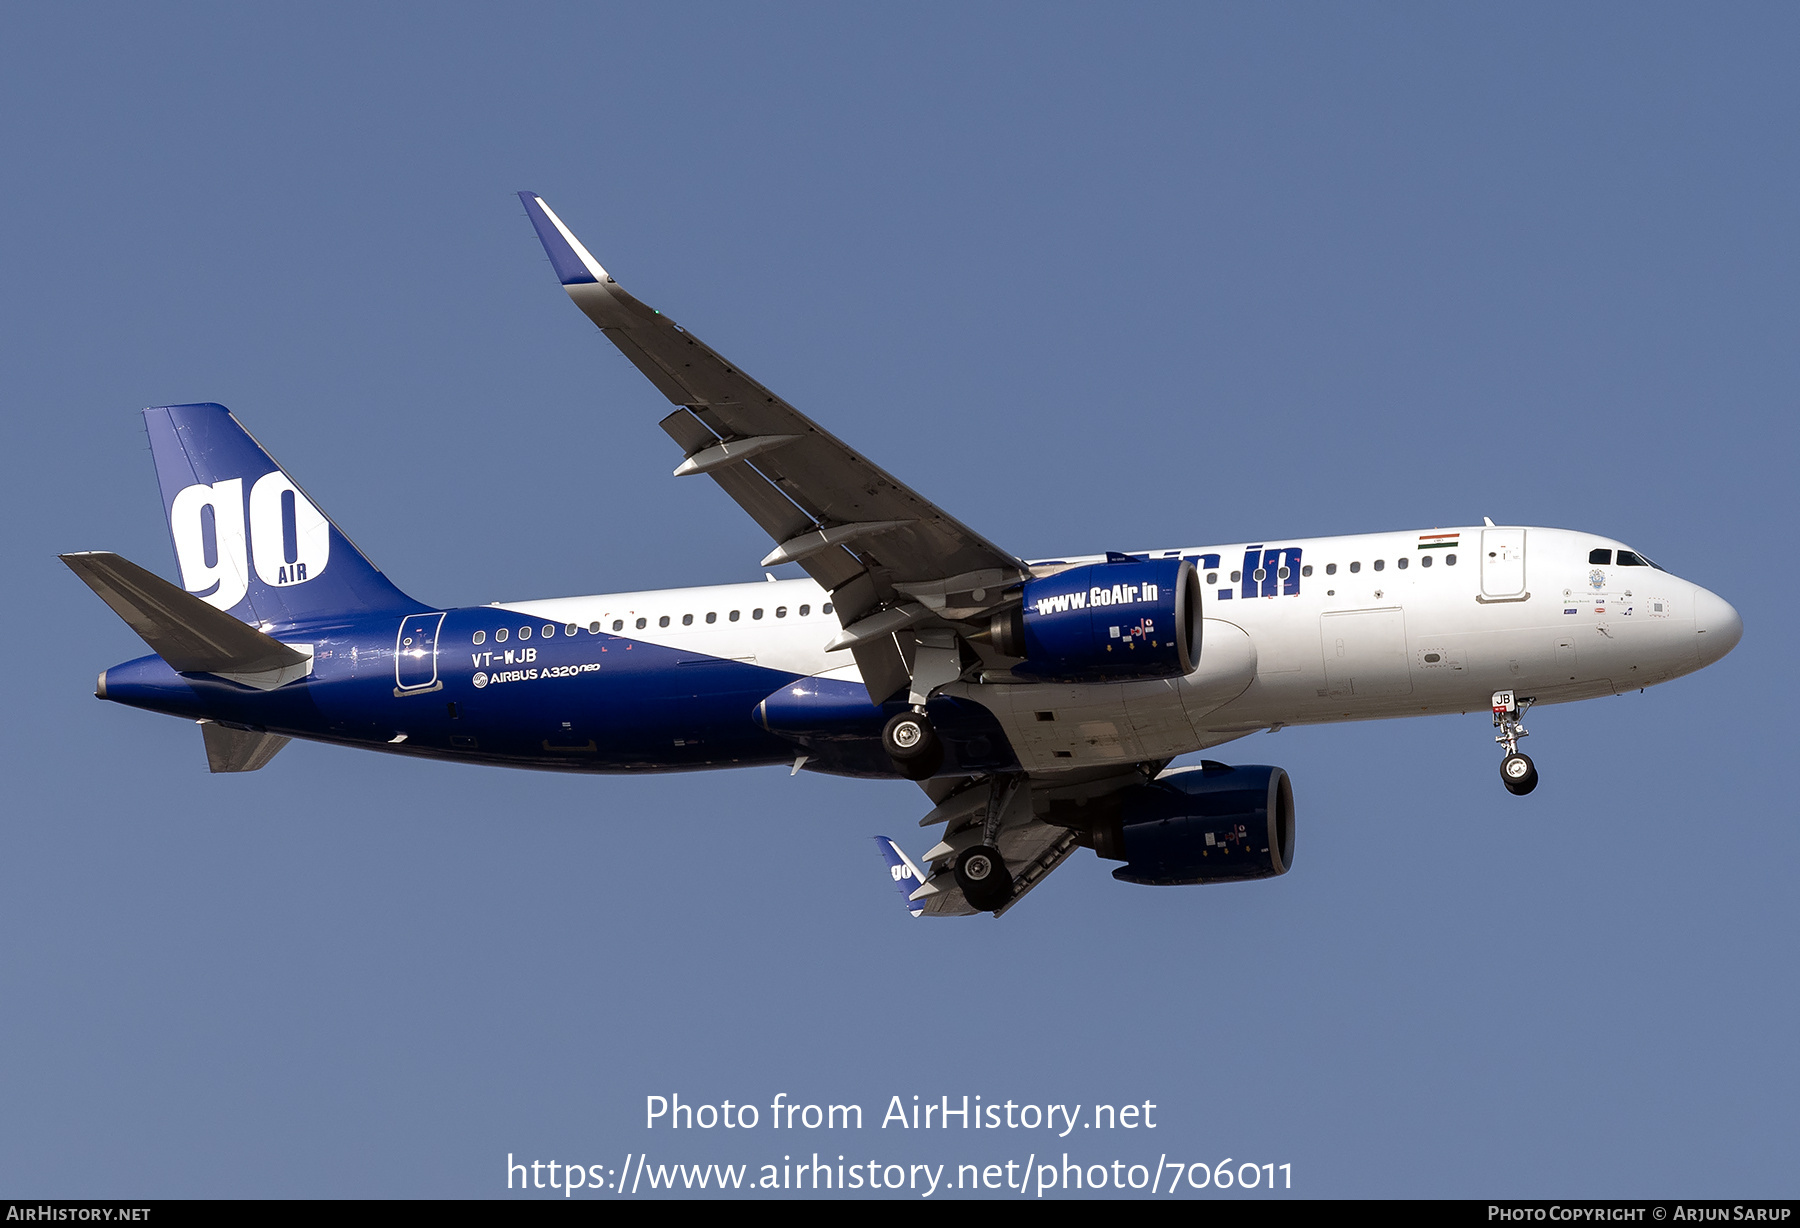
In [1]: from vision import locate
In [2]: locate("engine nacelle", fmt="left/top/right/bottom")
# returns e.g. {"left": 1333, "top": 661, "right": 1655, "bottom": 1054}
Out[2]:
{"left": 993, "top": 556, "right": 1200, "bottom": 682}
{"left": 1047, "top": 763, "right": 1294, "bottom": 886}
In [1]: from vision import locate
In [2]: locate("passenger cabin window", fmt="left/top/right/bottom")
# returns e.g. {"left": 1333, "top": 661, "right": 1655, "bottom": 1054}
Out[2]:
{"left": 753, "top": 608, "right": 764, "bottom": 620}
{"left": 1373, "top": 560, "right": 1385, "bottom": 572}
{"left": 495, "top": 627, "right": 509, "bottom": 642}
{"left": 543, "top": 626, "right": 555, "bottom": 639}
{"left": 1590, "top": 548, "right": 1613, "bottom": 565}
{"left": 823, "top": 603, "right": 833, "bottom": 614}
{"left": 472, "top": 630, "right": 486, "bottom": 645}
{"left": 1396, "top": 557, "right": 1408, "bottom": 570}
{"left": 565, "top": 623, "right": 577, "bottom": 636}
{"left": 799, "top": 604, "right": 811, "bottom": 616}
{"left": 682, "top": 614, "right": 693, "bottom": 626}
{"left": 1349, "top": 562, "right": 1361, "bottom": 573}
{"left": 1230, "top": 570, "right": 1242, "bottom": 583}
{"left": 706, "top": 612, "right": 717, "bottom": 624}
{"left": 589, "top": 622, "right": 600, "bottom": 633}
{"left": 776, "top": 606, "right": 787, "bottom": 618}
{"left": 1300, "top": 565, "right": 1312, "bottom": 577}
{"left": 635, "top": 617, "right": 646, "bottom": 629}
{"left": 659, "top": 616, "right": 670, "bottom": 628}
{"left": 1325, "top": 563, "right": 1337, "bottom": 575}
{"left": 1446, "top": 554, "right": 1457, "bottom": 565}
{"left": 730, "top": 610, "right": 740, "bottom": 622}
{"left": 1205, "top": 572, "right": 1218, "bottom": 584}
{"left": 1420, "top": 555, "right": 1433, "bottom": 568}
{"left": 519, "top": 625, "right": 532, "bottom": 639}
{"left": 611, "top": 620, "right": 623, "bottom": 632}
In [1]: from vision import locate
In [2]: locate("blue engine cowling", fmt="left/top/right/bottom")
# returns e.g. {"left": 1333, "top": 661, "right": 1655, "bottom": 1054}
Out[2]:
{"left": 995, "top": 556, "right": 1201, "bottom": 682}
{"left": 1044, "top": 763, "right": 1294, "bottom": 886}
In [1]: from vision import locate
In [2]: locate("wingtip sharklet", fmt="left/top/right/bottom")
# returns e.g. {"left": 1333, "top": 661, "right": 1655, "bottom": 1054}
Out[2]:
{"left": 874, "top": 836, "right": 927, "bottom": 918}
{"left": 517, "top": 191, "right": 610, "bottom": 287}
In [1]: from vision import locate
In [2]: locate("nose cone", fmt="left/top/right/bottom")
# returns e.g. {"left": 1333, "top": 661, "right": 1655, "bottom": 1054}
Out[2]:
{"left": 1693, "top": 587, "right": 1742, "bottom": 666}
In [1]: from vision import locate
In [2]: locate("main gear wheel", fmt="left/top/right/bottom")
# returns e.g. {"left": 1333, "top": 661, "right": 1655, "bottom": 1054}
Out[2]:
{"left": 882, "top": 710, "right": 943, "bottom": 780}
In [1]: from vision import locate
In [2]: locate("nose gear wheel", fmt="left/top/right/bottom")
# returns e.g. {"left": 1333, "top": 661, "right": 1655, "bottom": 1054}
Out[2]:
{"left": 1500, "top": 752, "right": 1538, "bottom": 795}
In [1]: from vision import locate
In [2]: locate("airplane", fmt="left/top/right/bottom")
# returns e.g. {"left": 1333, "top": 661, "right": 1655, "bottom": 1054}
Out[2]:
{"left": 60, "top": 192, "right": 1743, "bottom": 918}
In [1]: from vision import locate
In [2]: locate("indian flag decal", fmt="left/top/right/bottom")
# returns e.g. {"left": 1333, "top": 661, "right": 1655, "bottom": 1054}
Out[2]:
{"left": 1418, "top": 532, "right": 1460, "bottom": 550}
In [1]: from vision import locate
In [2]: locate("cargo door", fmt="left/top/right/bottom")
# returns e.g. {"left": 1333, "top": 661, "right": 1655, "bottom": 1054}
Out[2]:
{"left": 1321, "top": 608, "right": 1413, "bottom": 698}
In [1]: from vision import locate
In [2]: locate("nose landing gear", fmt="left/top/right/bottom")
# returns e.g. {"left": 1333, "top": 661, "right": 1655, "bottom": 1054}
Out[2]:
{"left": 1493, "top": 690, "right": 1538, "bottom": 795}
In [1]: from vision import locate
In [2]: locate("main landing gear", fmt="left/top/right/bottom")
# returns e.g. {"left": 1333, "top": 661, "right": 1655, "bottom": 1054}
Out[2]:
{"left": 951, "top": 773, "right": 1021, "bottom": 912}
{"left": 1492, "top": 690, "right": 1538, "bottom": 796}
{"left": 954, "top": 843, "right": 1011, "bottom": 912}
{"left": 883, "top": 709, "right": 943, "bottom": 781}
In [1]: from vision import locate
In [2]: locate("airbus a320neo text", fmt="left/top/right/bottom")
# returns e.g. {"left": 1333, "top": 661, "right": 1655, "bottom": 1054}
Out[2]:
{"left": 63, "top": 193, "right": 1742, "bottom": 917}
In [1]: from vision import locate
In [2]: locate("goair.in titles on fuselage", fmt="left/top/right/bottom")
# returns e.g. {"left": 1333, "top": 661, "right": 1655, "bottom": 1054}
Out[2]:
{"left": 1033, "top": 581, "right": 1161, "bottom": 616}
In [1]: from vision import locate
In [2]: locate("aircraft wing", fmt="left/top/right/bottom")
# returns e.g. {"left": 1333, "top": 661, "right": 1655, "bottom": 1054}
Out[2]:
{"left": 519, "top": 193, "right": 1030, "bottom": 701}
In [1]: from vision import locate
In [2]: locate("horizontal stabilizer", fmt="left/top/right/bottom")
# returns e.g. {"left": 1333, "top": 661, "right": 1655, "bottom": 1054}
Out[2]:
{"left": 200, "top": 721, "right": 290, "bottom": 773}
{"left": 61, "top": 552, "right": 312, "bottom": 688}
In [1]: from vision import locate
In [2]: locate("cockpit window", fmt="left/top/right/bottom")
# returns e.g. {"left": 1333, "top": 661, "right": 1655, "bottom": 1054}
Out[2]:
{"left": 1617, "top": 550, "right": 1647, "bottom": 567}
{"left": 1589, "top": 548, "right": 1612, "bottom": 565}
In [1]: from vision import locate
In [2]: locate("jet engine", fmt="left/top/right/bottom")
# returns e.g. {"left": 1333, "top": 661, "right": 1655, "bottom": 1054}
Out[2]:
{"left": 1045, "top": 763, "right": 1295, "bottom": 886}
{"left": 988, "top": 556, "right": 1201, "bottom": 683}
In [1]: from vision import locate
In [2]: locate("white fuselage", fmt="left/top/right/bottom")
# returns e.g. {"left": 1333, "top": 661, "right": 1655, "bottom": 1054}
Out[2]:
{"left": 498, "top": 524, "right": 1740, "bottom": 773}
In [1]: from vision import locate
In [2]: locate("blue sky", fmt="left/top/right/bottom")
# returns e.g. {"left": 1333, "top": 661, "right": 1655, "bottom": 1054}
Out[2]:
{"left": 1, "top": 4, "right": 1793, "bottom": 1197}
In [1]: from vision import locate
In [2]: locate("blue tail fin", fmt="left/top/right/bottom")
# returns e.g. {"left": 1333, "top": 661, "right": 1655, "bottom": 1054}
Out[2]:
{"left": 143, "top": 403, "right": 420, "bottom": 627}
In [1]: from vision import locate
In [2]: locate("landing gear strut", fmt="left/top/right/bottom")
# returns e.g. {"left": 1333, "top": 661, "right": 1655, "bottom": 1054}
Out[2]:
{"left": 883, "top": 709, "right": 943, "bottom": 780}
{"left": 956, "top": 773, "right": 1020, "bottom": 911}
{"left": 1493, "top": 690, "right": 1538, "bottom": 795}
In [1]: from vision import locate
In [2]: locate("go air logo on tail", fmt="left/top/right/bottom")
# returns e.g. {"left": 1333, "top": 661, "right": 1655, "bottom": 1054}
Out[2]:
{"left": 170, "top": 472, "right": 330, "bottom": 609}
